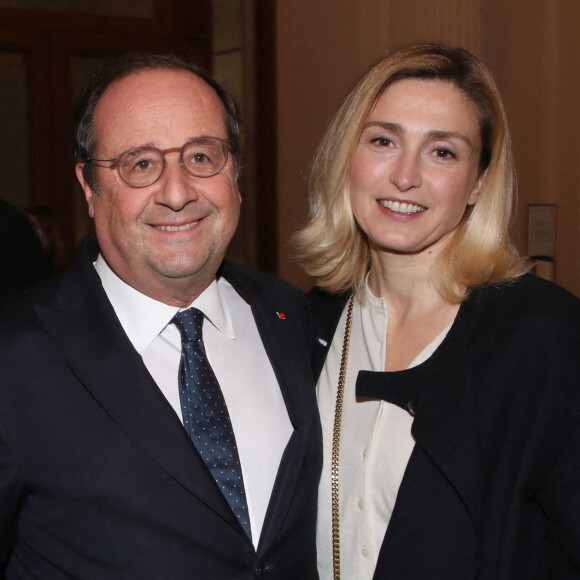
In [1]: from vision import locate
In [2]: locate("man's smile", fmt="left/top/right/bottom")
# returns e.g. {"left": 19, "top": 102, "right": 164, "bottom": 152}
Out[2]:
{"left": 153, "top": 219, "right": 201, "bottom": 232}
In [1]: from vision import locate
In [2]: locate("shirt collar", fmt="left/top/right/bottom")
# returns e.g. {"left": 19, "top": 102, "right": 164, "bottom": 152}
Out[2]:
{"left": 180, "top": 275, "right": 235, "bottom": 340}
{"left": 94, "top": 255, "right": 235, "bottom": 353}
{"left": 364, "top": 272, "right": 387, "bottom": 310}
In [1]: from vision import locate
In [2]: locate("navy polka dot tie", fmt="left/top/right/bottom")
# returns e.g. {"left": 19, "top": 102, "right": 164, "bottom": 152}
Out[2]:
{"left": 172, "top": 307, "right": 251, "bottom": 539}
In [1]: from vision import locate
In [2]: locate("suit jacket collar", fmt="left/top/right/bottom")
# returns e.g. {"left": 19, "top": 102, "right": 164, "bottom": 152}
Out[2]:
{"left": 33, "top": 242, "right": 316, "bottom": 554}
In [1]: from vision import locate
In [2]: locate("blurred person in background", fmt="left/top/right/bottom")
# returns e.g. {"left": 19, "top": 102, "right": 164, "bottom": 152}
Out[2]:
{"left": 0, "top": 199, "right": 47, "bottom": 302}
{"left": 27, "top": 204, "right": 67, "bottom": 274}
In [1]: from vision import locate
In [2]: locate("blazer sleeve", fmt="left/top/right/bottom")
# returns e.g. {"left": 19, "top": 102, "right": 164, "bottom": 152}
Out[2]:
{"left": 536, "top": 417, "right": 580, "bottom": 578}
{"left": 0, "top": 412, "right": 23, "bottom": 572}
{"left": 533, "top": 295, "right": 580, "bottom": 578}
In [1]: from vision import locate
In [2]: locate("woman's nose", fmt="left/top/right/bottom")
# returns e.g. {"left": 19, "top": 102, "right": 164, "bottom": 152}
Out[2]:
{"left": 389, "top": 150, "right": 422, "bottom": 191}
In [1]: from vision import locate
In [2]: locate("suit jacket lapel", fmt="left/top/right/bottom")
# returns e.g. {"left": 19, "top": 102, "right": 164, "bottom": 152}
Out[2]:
{"left": 33, "top": 246, "right": 243, "bottom": 534}
{"left": 309, "top": 288, "right": 348, "bottom": 379}
{"left": 251, "top": 300, "right": 315, "bottom": 554}
{"left": 221, "top": 263, "right": 318, "bottom": 554}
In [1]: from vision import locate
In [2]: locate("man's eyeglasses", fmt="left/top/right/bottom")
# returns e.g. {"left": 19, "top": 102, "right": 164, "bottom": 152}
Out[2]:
{"left": 85, "top": 136, "right": 231, "bottom": 188}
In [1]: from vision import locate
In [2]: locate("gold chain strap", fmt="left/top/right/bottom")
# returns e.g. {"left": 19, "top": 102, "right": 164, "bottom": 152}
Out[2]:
{"left": 331, "top": 297, "right": 354, "bottom": 580}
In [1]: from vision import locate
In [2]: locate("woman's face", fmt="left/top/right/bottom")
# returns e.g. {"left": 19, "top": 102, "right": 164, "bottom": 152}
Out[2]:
{"left": 349, "top": 78, "right": 484, "bottom": 259}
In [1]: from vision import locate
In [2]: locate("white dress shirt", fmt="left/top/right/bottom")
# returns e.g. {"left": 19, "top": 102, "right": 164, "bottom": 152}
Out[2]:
{"left": 94, "top": 256, "right": 293, "bottom": 547}
{"left": 316, "top": 282, "right": 451, "bottom": 580}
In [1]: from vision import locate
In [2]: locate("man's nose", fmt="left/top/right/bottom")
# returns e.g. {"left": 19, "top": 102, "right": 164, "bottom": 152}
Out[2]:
{"left": 154, "top": 155, "right": 199, "bottom": 209}
{"left": 389, "top": 150, "right": 422, "bottom": 192}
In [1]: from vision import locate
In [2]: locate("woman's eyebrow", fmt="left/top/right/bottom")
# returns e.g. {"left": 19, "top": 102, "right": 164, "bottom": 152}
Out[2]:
{"left": 362, "top": 121, "right": 402, "bottom": 133}
{"left": 427, "top": 129, "right": 473, "bottom": 146}
{"left": 364, "top": 122, "right": 470, "bottom": 141}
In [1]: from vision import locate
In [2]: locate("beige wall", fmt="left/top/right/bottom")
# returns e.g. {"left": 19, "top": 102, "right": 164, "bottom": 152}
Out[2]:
{"left": 275, "top": 0, "right": 580, "bottom": 296}
{"left": 482, "top": 1, "right": 580, "bottom": 295}
{"left": 275, "top": 0, "right": 387, "bottom": 290}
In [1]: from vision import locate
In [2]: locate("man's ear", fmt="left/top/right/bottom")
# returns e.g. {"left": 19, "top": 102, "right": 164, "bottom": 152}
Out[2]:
{"left": 75, "top": 163, "right": 96, "bottom": 218}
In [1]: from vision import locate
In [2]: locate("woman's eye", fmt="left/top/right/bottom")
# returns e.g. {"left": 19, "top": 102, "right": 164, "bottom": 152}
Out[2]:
{"left": 434, "top": 148, "right": 457, "bottom": 160}
{"left": 370, "top": 137, "right": 393, "bottom": 148}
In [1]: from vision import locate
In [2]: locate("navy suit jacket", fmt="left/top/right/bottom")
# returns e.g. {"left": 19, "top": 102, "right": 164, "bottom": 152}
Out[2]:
{"left": 0, "top": 240, "right": 321, "bottom": 579}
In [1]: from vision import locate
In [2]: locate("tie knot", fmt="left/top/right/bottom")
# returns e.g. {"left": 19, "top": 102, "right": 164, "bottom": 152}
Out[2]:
{"left": 172, "top": 307, "right": 204, "bottom": 343}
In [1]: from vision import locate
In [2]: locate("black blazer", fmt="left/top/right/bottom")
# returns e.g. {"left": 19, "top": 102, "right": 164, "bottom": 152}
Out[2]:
{"left": 0, "top": 241, "right": 321, "bottom": 579}
{"left": 311, "top": 275, "right": 580, "bottom": 579}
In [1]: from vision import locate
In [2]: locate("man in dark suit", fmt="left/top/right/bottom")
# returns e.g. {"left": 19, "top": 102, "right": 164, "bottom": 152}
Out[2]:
{"left": 0, "top": 53, "right": 321, "bottom": 579}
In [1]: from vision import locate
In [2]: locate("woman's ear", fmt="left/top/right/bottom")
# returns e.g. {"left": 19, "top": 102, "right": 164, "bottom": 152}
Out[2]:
{"left": 468, "top": 169, "right": 487, "bottom": 206}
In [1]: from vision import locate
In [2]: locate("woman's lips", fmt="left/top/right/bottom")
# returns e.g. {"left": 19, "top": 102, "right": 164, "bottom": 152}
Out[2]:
{"left": 378, "top": 199, "right": 426, "bottom": 214}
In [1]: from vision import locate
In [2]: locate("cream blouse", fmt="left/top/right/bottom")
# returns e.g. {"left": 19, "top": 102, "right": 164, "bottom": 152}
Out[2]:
{"left": 316, "top": 283, "right": 451, "bottom": 580}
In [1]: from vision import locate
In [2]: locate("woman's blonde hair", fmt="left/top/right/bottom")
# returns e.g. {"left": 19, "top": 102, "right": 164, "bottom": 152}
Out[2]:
{"left": 294, "top": 43, "right": 529, "bottom": 302}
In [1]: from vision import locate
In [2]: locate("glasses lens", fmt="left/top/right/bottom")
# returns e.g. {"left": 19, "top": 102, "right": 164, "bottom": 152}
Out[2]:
{"left": 118, "top": 148, "right": 164, "bottom": 187}
{"left": 182, "top": 138, "right": 227, "bottom": 177}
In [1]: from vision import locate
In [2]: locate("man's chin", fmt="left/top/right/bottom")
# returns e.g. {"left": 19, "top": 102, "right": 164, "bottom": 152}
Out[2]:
{"left": 152, "top": 255, "right": 220, "bottom": 283}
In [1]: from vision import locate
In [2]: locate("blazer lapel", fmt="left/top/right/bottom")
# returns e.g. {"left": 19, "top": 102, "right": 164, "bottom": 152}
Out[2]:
{"left": 309, "top": 288, "right": 348, "bottom": 379}
{"left": 356, "top": 297, "right": 487, "bottom": 576}
{"left": 33, "top": 248, "right": 244, "bottom": 535}
{"left": 356, "top": 300, "right": 484, "bottom": 535}
{"left": 221, "top": 263, "right": 318, "bottom": 554}
{"left": 252, "top": 301, "right": 316, "bottom": 553}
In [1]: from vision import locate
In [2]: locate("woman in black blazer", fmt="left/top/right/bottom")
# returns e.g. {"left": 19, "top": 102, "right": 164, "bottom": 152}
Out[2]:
{"left": 295, "top": 43, "right": 580, "bottom": 579}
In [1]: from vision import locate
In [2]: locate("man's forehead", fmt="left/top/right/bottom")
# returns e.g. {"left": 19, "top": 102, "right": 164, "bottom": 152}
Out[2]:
{"left": 93, "top": 68, "right": 227, "bottom": 147}
{"left": 99, "top": 68, "right": 219, "bottom": 110}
